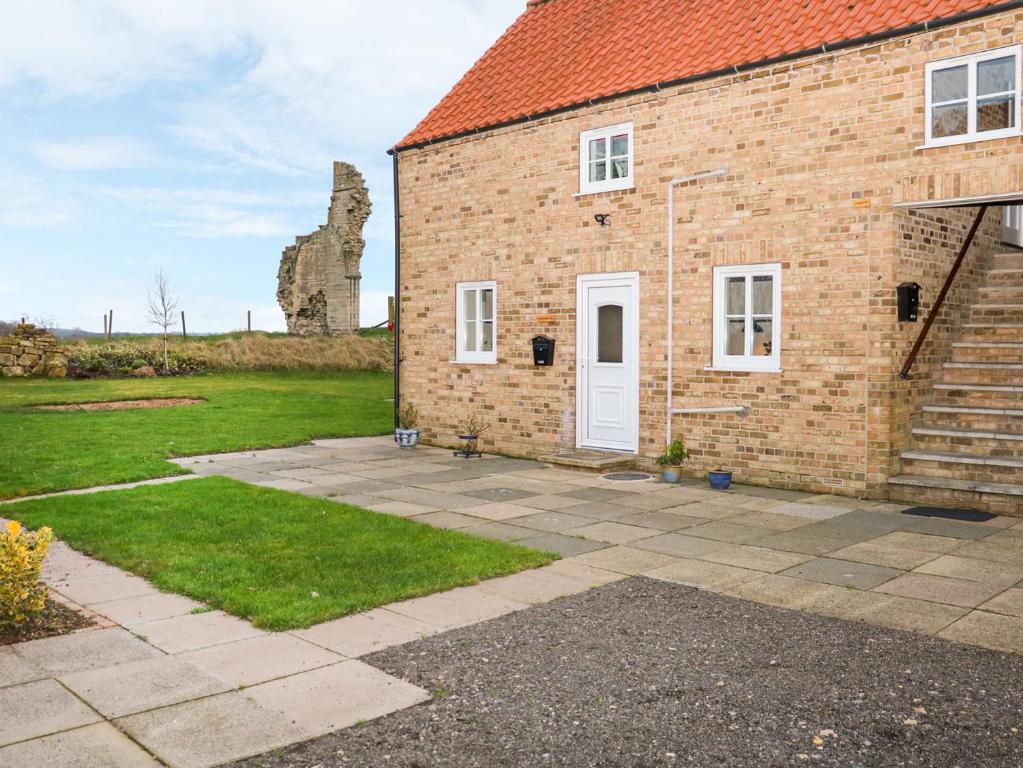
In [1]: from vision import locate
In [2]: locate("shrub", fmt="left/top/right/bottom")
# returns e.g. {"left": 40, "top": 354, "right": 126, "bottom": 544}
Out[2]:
{"left": 0, "top": 521, "right": 52, "bottom": 630}
{"left": 656, "top": 439, "right": 691, "bottom": 468}
{"left": 397, "top": 402, "right": 419, "bottom": 429}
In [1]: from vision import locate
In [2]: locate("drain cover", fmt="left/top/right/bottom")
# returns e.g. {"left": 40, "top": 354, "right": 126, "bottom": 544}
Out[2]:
{"left": 901, "top": 506, "right": 996, "bottom": 523}
{"left": 601, "top": 472, "right": 653, "bottom": 482}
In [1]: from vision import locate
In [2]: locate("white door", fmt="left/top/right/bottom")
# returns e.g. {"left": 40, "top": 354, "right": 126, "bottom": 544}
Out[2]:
{"left": 1004, "top": 205, "right": 1023, "bottom": 247}
{"left": 577, "top": 272, "right": 639, "bottom": 453}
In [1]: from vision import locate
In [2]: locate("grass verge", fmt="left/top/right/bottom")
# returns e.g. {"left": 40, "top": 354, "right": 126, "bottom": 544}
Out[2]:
{"left": 10, "top": 478, "right": 555, "bottom": 630}
{"left": 0, "top": 371, "right": 392, "bottom": 499}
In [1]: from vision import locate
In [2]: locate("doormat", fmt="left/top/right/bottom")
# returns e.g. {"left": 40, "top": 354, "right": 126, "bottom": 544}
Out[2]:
{"left": 601, "top": 472, "right": 653, "bottom": 482}
{"left": 901, "top": 506, "right": 996, "bottom": 523}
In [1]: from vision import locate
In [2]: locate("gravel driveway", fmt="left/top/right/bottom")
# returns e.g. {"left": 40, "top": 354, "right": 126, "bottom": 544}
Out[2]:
{"left": 232, "top": 578, "right": 1023, "bottom": 768}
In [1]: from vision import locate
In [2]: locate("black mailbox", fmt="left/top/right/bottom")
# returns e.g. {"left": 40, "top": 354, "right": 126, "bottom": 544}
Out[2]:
{"left": 532, "top": 335, "right": 555, "bottom": 366}
{"left": 897, "top": 282, "right": 921, "bottom": 322}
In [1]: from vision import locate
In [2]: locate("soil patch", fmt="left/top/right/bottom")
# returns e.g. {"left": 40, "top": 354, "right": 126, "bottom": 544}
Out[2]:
{"left": 35, "top": 398, "right": 204, "bottom": 412}
{"left": 0, "top": 598, "right": 96, "bottom": 645}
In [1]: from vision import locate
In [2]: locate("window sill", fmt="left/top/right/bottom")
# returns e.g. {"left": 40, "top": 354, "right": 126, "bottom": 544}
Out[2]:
{"left": 573, "top": 183, "right": 635, "bottom": 199}
{"left": 704, "top": 365, "right": 783, "bottom": 374}
{"left": 451, "top": 359, "right": 497, "bottom": 365}
{"left": 917, "top": 129, "right": 1022, "bottom": 150}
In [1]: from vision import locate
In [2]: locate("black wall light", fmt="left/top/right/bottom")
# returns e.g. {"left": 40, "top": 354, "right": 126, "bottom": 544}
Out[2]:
{"left": 594, "top": 214, "right": 611, "bottom": 227}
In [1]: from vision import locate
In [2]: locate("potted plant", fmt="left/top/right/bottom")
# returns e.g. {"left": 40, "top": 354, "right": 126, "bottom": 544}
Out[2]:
{"left": 455, "top": 413, "right": 489, "bottom": 458}
{"left": 394, "top": 402, "right": 420, "bottom": 449}
{"left": 655, "top": 439, "right": 690, "bottom": 483}
{"left": 708, "top": 469, "right": 734, "bottom": 490}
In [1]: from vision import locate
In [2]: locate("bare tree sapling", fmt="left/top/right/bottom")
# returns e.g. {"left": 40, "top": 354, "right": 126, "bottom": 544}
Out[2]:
{"left": 145, "top": 268, "right": 179, "bottom": 373}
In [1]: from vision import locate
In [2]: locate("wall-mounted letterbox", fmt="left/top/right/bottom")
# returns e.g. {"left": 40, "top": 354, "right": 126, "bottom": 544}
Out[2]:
{"left": 897, "top": 282, "right": 921, "bottom": 322}
{"left": 532, "top": 335, "right": 555, "bottom": 366}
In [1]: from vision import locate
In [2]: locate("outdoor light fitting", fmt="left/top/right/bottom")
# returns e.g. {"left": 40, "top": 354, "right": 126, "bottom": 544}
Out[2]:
{"left": 594, "top": 214, "right": 611, "bottom": 227}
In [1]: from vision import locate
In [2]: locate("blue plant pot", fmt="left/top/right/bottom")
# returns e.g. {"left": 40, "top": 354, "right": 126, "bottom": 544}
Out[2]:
{"left": 708, "top": 470, "right": 733, "bottom": 490}
{"left": 661, "top": 468, "right": 681, "bottom": 484}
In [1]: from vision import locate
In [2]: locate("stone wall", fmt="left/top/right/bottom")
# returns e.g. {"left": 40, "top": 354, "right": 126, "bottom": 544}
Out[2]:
{"left": 395, "top": 7, "right": 1023, "bottom": 499}
{"left": 0, "top": 325, "right": 67, "bottom": 378}
{"left": 277, "top": 162, "right": 371, "bottom": 335}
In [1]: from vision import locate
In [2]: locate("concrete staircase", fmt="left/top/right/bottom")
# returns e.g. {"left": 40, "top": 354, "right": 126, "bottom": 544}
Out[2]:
{"left": 889, "top": 251, "right": 1023, "bottom": 515}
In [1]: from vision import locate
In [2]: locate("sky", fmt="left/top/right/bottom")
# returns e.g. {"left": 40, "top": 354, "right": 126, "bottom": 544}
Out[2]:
{"left": 0, "top": 1, "right": 522, "bottom": 333}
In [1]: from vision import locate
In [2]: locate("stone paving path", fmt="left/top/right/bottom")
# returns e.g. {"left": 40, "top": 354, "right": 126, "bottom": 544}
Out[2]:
{"left": 2, "top": 436, "right": 1023, "bottom": 766}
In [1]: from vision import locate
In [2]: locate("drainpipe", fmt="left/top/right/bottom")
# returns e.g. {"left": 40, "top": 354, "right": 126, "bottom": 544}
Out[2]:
{"left": 665, "top": 168, "right": 727, "bottom": 447}
{"left": 392, "top": 150, "right": 401, "bottom": 429}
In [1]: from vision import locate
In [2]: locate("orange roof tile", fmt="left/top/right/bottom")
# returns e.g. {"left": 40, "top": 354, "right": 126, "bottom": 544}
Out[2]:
{"left": 396, "top": 0, "right": 1009, "bottom": 150}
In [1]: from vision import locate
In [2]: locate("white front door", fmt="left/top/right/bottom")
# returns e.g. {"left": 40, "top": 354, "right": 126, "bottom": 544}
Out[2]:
{"left": 577, "top": 272, "right": 639, "bottom": 453}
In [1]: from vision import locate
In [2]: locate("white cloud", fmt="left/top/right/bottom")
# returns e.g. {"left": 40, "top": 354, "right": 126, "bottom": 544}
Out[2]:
{"left": 359, "top": 289, "right": 392, "bottom": 327}
{"left": 0, "top": 173, "right": 81, "bottom": 228}
{"left": 31, "top": 136, "right": 155, "bottom": 171}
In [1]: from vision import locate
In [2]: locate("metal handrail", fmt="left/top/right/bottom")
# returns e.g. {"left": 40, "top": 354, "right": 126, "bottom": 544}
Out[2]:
{"left": 899, "top": 204, "right": 989, "bottom": 380}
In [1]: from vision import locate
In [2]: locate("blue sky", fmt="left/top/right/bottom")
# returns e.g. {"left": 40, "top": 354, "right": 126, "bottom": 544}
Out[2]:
{"left": 0, "top": 1, "right": 521, "bottom": 333}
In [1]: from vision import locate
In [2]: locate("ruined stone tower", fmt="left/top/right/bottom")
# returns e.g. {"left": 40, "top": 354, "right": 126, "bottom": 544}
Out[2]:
{"left": 277, "top": 162, "right": 371, "bottom": 335}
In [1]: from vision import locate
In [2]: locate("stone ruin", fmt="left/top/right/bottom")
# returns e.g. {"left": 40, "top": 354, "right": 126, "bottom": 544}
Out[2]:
{"left": 0, "top": 324, "right": 67, "bottom": 377}
{"left": 277, "top": 161, "right": 371, "bottom": 335}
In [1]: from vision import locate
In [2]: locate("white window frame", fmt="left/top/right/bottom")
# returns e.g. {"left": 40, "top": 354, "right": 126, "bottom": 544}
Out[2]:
{"left": 924, "top": 45, "right": 1022, "bottom": 148}
{"left": 578, "top": 122, "right": 634, "bottom": 195}
{"left": 455, "top": 280, "right": 497, "bottom": 364}
{"left": 711, "top": 263, "right": 782, "bottom": 373}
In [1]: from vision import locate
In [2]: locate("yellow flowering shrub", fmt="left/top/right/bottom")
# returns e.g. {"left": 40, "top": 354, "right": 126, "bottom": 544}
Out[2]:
{"left": 0, "top": 520, "right": 53, "bottom": 629}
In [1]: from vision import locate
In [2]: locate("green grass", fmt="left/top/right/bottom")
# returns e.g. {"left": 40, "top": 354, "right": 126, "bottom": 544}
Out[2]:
{"left": 0, "top": 371, "right": 393, "bottom": 500}
{"left": 10, "top": 478, "right": 555, "bottom": 630}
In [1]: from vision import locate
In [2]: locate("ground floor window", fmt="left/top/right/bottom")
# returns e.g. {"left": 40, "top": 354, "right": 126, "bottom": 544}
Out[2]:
{"left": 712, "top": 263, "right": 781, "bottom": 371}
{"left": 455, "top": 280, "right": 496, "bottom": 363}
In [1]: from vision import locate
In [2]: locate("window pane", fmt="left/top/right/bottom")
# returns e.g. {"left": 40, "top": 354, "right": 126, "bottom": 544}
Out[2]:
{"left": 752, "top": 275, "right": 773, "bottom": 314}
{"left": 463, "top": 289, "right": 477, "bottom": 321}
{"left": 610, "top": 158, "right": 628, "bottom": 180}
{"left": 978, "top": 56, "right": 1016, "bottom": 96}
{"left": 752, "top": 318, "right": 773, "bottom": 357}
{"left": 596, "top": 304, "right": 623, "bottom": 363}
{"left": 481, "top": 321, "right": 494, "bottom": 352}
{"left": 588, "top": 137, "right": 606, "bottom": 161}
{"left": 932, "top": 64, "right": 968, "bottom": 102}
{"left": 932, "top": 103, "right": 968, "bottom": 137}
{"left": 726, "top": 319, "right": 745, "bottom": 356}
{"left": 977, "top": 95, "right": 1014, "bottom": 132}
{"left": 480, "top": 288, "right": 494, "bottom": 320}
{"left": 726, "top": 276, "right": 745, "bottom": 315}
{"left": 464, "top": 321, "right": 477, "bottom": 352}
{"left": 589, "top": 161, "right": 606, "bottom": 182}
{"left": 610, "top": 134, "right": 628, "bottom": 157}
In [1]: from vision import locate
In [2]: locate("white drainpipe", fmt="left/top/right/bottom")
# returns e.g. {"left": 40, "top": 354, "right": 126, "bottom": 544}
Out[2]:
{"left": 666, "top": 168, "right": 727, "bottom": 447}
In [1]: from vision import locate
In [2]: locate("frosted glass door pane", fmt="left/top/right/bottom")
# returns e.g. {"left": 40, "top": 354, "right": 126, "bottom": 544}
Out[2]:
{"left": 597, "top": 304, "right": 623, "bottom": 363}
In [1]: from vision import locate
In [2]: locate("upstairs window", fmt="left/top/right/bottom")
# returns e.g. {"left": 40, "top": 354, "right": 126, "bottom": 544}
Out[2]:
{"left": 578, "top": 123, "right": 634, "bottom": 195}
{"left": 455, "top": 281, "right": 496, "bottom": 363}
{"left": 712, "top": 263, "right": 782, "bottom": 372}
{"left": 925, "top": 45, "right": 1021, "bottom": 147}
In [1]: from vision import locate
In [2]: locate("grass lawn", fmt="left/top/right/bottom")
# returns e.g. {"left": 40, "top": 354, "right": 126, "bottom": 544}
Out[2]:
{"left": 10, "top": 478, "right": 554, "bottom": 630}
{"left": 0, "top": 371, "right": 392, "bottom": 500}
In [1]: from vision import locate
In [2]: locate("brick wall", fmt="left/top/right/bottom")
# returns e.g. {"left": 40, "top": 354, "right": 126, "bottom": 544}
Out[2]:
{"left": 397, "top": 9, "right": 1023, "bottom": 498}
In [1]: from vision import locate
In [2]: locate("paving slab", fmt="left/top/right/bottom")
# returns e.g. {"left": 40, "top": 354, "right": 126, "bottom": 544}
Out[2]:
{"left": 116, "top": 691, "right": 302, "bottom": 768}
{"left": 0, "top": 678, "right": 101, "bottom": 746}
{"left": 559, "top": 501, "right": 641, "bottom": 521}
{"left": 13, "top": 627, "right": 161, "bottom": 676}
{"left": 939, "top": 610, "right": 1023, "bottom": 653}
{"left": 514, "top": 532, "right": 610, "bottom": 557}
{"left": 135, "top": 610, "right": 265, "bottom": 654}
{"left": 457, "top": 521, "right": 537, "bottom": 542}
{"left": 725, "top": 574, "right": 851, "bottom": 611}
{"left": 875, "top": 573, "right": 1004, "bottom": 608}
{"left": 544, "top": 559, "right": 626, "bottom": 586}
{"left": 292, "top": 608, "right": 439, "bottom": 658}
{"left": 614, "top": 510, "right": 709, "bottom": 532}
{"left": 567, "top": 521, "right": 658, "bottom": 545}
{"left": 387, "top": 585, "right": 527, "bottom": 630}
{"left": 607, "top": 491, "right": 694, "bottom": 511}
{"left": 914, "top": 554, "right": 1023, "bottom": 587}
{"left": 476, "top": 566, "right": 591, "bottom": 604}
{"left": 571, "top": 545, "right": 680, "bottom": 576}
{"left": 245, "top": 660, "right": 430, "bottom": 740}
{"left": 0, "top": 722, "right": 161, "bottom": 767}
{"left": 90, "top": 591, "right": 204, "bottom": 627}
{"left": 870, "top": 531, "right": 965, "bottom": 554}
{"left": 748, "top": 527, "right": 858, "bottom": 556}
{"left": 829, "top": 540, "right": 941, "bottom": 570}
{"left": 649, "top": 558, "right": 762, "bottom": 592}
{"left": 51, "top": 572, "right": 158, "bottom": 606}
{"left": 630, "top": 532, "right": 731, "bottom": 558}
{"left": 699, "top": 544, "right": 813, "bottom": 573}
{"left": 457, "top": 502, "right": 544, "bottom": 522}
{"left": 557, "top": 487, "right": 628, "bottom": 502}
{"left": 60, "top": 654, "right": 230, "bottom": 718}
{"left": 770, "top": 501, "right": 854, "bottom": 520}
{"left": 365, "top": 500, "right": 440, "bottom": 517}
{"left": 662, "top": 501, "right": 745, "bottom": 520}
{"left": 179, "top": 633, "right": 344, "bottom": 688}
{"left": 725, "top": 510, "right": 816, "bottom": 532}
{"left": 513, "top": 493, "right": 589, "bottom": 511}
{"left": 896, "top": 515, "right": 997, "bottom": 540}
{"left": 780, "top": 557, "right": 903, "bottom": 590}
{"left": 506, "top": 510, "right": 596, "bottom": 533}
{"left": 956, "top": 538, "right": 1023, "bottom": 565}
{"left": 463, "top": 487, "right": 537, "bottom": 502}
{"left": 0, "top": 646, "right": 46, "bottom": 688}
{"left": 683, "top": 520, "right": 765, "bottom": 544}
{"left": 408, "top": 510, "right": 480, "bottom": 529}
{"left": 978, "top": 587, "right": 1023, "bottom": 618}
{"left": 857, "top": 595, "right": 969, "bottom": 634}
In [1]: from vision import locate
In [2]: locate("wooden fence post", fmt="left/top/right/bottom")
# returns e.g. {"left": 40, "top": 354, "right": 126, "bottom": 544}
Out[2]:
{"left": 181, "top": 311, "right": 187, "bottom": 339}
{"left": 107, "top": 310, "right": 113, "bottom": 339}
{"left": 103, "top": 315, "right": 108, "bottom": 337}
{"left": 247, "top": 310, "right": 252, "bottom": 333}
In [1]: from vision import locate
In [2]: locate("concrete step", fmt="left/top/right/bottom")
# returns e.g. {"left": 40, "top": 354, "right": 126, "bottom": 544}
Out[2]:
{"left": 932, "top": 382, "right": 1023, "bottom": 408}
{"left": 958, "top": 323, "right": 1023, "bottom": 342}
{"left": 970, "top": 304, "right": 1023, "bottom": 324}
{"left": 888, "top": 474, "right": 1023, "bottom": 515}
{"left": 984, "top": 268, "right": 1023, "bottom": 287}
{"left": 978, "top": 284, "right": 1023, "bottom": 302}
{"left": 951, "top": 341, "right": 1023, "bottom": 364}
{"left": 911, "top": 426, "right": 1023, "bottom": 458}
{"left": 992, "top": 252, "right": 1023, "bottom": 270}
{"left": 941, "top": 361, "right": 1023, "bottom": 386}
{"left": 540, "top": 449, "right": 635, "bottom": 471}
{"left": 922, "top": 404, "right": 1023, "bottom": 433}
{"left": 899, "top": 449, "right": 1023, "bottom": 485}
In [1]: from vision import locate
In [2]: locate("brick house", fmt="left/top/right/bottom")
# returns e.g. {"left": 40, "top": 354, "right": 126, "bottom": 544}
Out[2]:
{"left": 390, "top": 0, "right": 1023, "bottom": 513}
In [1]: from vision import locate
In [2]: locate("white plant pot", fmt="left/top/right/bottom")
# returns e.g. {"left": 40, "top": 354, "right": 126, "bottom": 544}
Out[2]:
{"left": 394, "top": 427, "right": 421, "bottom": 449}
